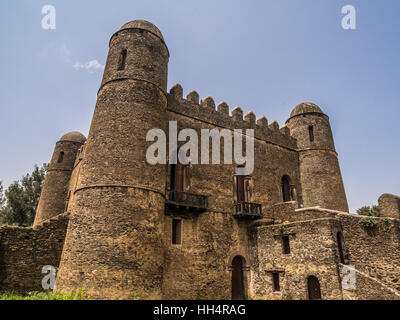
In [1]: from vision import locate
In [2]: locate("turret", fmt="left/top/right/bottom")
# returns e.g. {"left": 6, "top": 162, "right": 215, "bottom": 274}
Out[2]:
{"left": 55, "top": 20, "right": 169, "bottom": 299}
{"left": 33, "top": 131, "right": 86, "bottom": 227}
{"left": 378, "top": 193, "right": 400, "bottom": 219}
{"left": 286, "top": 103, "right": 349, "bottom": 212}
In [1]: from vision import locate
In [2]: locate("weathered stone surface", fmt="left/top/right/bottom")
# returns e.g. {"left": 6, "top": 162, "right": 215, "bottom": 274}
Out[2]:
{"left": 0, "top": 213, "right": 69, "bottom": 294}
{"left": 378, "top": 194, "right": 400, "bottom": 219}
{"left": 1, "top": 19, "right": 399, "bottom": 301}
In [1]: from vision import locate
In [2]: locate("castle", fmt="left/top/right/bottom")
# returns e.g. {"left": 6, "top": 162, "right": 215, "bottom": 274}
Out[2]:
{"left": 1, "top": 20, "right": 400, "bottom": 300}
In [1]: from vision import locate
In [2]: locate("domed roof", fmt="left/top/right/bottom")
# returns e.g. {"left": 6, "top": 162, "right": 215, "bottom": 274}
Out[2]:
{"left": 60, "top": 131, "right": 86, "bottom": 144}
{"left": 120, "top": 19, "right": 164, "bottom": 41}
{"left": 290, "top": 102, "right": 324, "bottom": 118}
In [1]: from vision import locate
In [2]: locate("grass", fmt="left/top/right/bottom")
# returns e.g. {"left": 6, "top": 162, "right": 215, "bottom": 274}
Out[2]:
{"left": 0, "top": 289, "right": 85, "bottom": 300}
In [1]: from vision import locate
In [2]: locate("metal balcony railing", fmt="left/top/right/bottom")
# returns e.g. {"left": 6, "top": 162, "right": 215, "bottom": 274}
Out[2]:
{"left": 233, "top": 202, "right": 262, "bottom": 218}
{"left": 166, "top": 190, "right": 209, "bottom": 211}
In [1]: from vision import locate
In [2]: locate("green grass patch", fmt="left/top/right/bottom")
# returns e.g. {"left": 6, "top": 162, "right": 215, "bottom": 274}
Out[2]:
{"left": 0, "top": 289, "right": 85, "bottom": 300}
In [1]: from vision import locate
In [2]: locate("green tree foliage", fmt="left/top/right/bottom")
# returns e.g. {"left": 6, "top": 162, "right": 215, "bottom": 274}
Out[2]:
{"left": 356, "top": 205, "right": 381, "bottom": 217}
{"left": 0, "top": 164, "right": 48, "bottom": 226}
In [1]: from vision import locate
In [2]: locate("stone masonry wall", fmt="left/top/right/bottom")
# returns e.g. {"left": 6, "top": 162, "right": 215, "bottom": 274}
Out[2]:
{"left": 162, "top": 210, "right": 251, "bottom": 300}
{"left": 167, "top": 92, "right": 303, "bottom": 214}
{"left": 0, "top": 213, "right": 69, "bottom": 294}
{"left": 159, "top": 84, "right": 306, "bottom": 299}
{"left": 339, "top": 213, "right": 400, "bottom": 293}
{"left": 249, "top": 218, "right": 343, "bottom": 300}
{"left": 340, "top": 264, "right": 400, "bottom": 300}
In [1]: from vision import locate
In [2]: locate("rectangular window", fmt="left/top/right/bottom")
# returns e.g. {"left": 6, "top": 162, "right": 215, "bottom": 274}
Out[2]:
{"left": 282, "top": 235, "right": 291, "bottom": 254}
{"left": 272, "top": 273, "right": 280, "bottom": 292}
{"left": 118, "top": 49, "right": 127, "bottom": 71}
{"left": 308, "top": 125, "right": 314, "bottom": 142}
{"left": 57, "top": 151, "right": 64, "bottom": 163}
{"left": 172, "top": 219, "right": 182, "bottom": 245}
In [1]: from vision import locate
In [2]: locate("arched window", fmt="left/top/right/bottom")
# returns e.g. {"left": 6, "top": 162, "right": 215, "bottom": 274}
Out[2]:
{"left": 281, "top": 176, "right": 291, "bottom": 202}
{"left": 307, "top": 276, "right": 322, "bottom": 300}
{"left": 232, "top": 256, "right": 246, "bottom": 300}
{"left": 57, "top": 151, "right": 64, "bottom": 163}
{"left": 337, "top": 232, "right": 346, "bottom": 264}
{"left": 308, "top": 125, "right": 314, "bottom": 142}
{"left": 117, "top": 49, "right": 127, "bottom": 70}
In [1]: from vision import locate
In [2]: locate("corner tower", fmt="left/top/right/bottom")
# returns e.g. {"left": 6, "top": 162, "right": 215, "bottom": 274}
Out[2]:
{"left": 286, "top": 103, "right": 349, "bottom": 212}
{"left": 55, "top": 20, "right": 169, "bottom": 299}
{"left": 33, "top": 132, "right": 86, "bottom": 227}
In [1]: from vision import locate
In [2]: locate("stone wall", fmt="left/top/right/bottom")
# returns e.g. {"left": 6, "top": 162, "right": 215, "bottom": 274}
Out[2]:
{"left": 166, "top": 96, "right": 303, "bottom": 214}
{"left": 162, "top": 210, "right": 251, "bottom": 300}
{"left": 338, "top": 213, "right": 400, "bottom": 293}
{"left": 340, "top": 265, "right": 400, "bottom": 300}
{"left": 249, "top": 218, "right": 343, "bottom": 300}
{"left": 0, "top": 213, "right": 69, "bottom": 294}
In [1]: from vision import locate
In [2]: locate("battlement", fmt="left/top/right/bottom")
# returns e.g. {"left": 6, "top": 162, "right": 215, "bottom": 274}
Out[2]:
{"left": 167, "top": 83, "right": 298, "bottom": 150}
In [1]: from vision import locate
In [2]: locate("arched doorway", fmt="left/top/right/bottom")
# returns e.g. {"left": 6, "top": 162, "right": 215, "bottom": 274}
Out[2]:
{"left": 307, "top": 276, "right": 322, "bottom": 300}
{"left": 281, "top": 176, "right": 291, "bottom": 202}
{"left": 231, "top": 256, "right": 245, "bottom": 300}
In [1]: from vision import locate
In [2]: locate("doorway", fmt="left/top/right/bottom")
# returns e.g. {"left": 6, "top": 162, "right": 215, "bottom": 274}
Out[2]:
{"left": 307, "top": 276, "right": 322, "bottom": 300}
{"left": 232, "top": 256, "right": 246, "bottom": 300}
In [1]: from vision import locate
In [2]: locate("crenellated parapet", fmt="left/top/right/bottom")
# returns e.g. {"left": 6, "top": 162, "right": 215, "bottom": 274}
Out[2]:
{"left": 167, "top": 83, "right": 297, "bottom": 149}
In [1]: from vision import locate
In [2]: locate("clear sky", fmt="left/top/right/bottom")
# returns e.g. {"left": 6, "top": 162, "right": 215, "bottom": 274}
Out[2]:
{"left": 0, "top": 0, "right": 399, "bottom": 213}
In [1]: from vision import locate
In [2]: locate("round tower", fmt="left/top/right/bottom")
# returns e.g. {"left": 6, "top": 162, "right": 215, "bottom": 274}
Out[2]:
{"left": 55, "top": 20, "right": 169, "bottom": 299}
{"left": 286, "top": 103, "right": 349, "bottom": 212}
{"left": 33, "top": 131, "right": 86, "bottom": 227}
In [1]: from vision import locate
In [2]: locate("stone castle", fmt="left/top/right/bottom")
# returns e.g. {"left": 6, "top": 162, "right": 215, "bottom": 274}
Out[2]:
{"left": 1, "top": 20, "right": 399, "bottom": 300}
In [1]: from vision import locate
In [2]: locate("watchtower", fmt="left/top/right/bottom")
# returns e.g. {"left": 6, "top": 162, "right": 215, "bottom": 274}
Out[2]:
{"left": 55, "top": 20, "right": 169, "bottom": 299}
{"left": 33, "top": 132, "right": 86, "bottom": 227}
{"left": 286, "top": 103, "right": 348, "bottom": 212}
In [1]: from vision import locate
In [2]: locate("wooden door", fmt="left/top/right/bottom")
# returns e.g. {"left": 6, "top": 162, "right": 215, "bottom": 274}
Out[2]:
{"left": 236, "top": 175, "right": 245, "bottom": 203}
{"left": 174, "top": 163, "right": 185, "bottom": 192}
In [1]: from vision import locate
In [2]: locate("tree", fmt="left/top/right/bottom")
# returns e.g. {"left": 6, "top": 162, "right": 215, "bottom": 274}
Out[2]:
{"left": 356, "top": 205, "right": 381, "bottom": 217}
{"left": 0, "top": 164, "right": 48, "bottom": 226}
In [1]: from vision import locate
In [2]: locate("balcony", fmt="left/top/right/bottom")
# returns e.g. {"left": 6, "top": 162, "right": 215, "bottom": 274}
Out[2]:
{"left": 165, "top": 189, "right": 209, "bottom": 212}
{"left": 233, "top": 202, "right": 262, "bottom": 219}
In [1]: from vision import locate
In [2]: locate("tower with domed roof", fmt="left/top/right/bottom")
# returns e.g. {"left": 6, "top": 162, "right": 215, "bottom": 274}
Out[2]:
{"left": 33, "top": 131, "right": 86, "bottom": 227}
{"left": 286, "top": 102, "right": 349, "bottom": 212}
{"left": 55, "top": 19, "right": 169, "bottom": 299}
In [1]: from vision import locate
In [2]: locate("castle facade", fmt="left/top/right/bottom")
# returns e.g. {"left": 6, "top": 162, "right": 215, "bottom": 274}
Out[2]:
{"left": 1, "top": 20, "right": 399, "bottom": 300}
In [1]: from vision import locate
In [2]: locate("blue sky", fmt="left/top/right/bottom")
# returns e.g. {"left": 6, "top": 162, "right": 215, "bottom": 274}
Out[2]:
{"left": 0, "top": 0, "right": 399, "bottom": 212}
